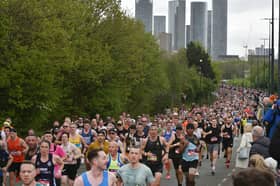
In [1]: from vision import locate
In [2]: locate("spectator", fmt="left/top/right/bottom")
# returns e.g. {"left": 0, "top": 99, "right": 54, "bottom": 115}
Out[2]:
{"left": 236, "top": 124, "right": 253, "bottom": 169}
{"left": 250, "top": 126, "right": 270, "bottom": 159}
{"left": 232, "top": 168, "right": 275, "bottom": 186}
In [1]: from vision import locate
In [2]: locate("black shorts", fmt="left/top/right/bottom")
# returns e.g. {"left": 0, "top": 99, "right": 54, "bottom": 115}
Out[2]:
{"left": 8, "top": 162, "right": 21, "bottom": 173}
{"left": 171, "top": 158, "right": 182, "bottom": 170}
{"left": 222, "top": 140, "right": 233, "bottom": 150}
{"left": 146, "top": 163, "right": 163, "bottom": 176}
{"left": 181, "top": 160, "right": 198, "bottom": 173}
{"left": 62, "top": 164, "right": 78, "bottom": 180}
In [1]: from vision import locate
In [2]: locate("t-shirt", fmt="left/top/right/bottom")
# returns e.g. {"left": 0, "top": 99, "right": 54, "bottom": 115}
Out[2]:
{"left": 117, "top": 163, "right": 154, "bottom": 186}
{"left": 50, "top": 143, "right": 66, "bottom": 178}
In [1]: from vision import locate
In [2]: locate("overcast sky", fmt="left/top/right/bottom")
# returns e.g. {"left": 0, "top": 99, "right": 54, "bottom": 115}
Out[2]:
{"left": 121, "top": 0, "right": 279, "bottom": 57}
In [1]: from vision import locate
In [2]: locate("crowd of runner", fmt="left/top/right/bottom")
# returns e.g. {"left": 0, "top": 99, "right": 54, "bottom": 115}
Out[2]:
{"left": 0, "top": 84, "right": 280, "bottom": 186}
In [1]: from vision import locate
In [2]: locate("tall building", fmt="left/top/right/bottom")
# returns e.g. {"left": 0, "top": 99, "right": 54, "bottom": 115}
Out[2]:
{"left": 158, "top": 33, "right": 172, "bottom": 52}
{"left": 190, "top": 2, "right": 208, "bottom": 49}
{"left": 186, "top": 25, "right": 191, "bottom": 47}
{"left": 212, "top": 0, "right": 228, "bottom": 60}
{"left": 207, "top": 10, "right": 212, "bottom": 55}
{"left": 168, "top": 0, "right": 178, "bottom": 50}
{"left": 175, "top": 0, "right": 186, "bottom": 49}
{"left": 135, "top": 0, "right": 153, "bottom": 33}
{"left": 154, "top": 16, "right": 166, "bottom": 37}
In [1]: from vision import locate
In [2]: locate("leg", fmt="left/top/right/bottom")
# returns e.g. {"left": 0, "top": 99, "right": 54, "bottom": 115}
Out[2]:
{"left": 61, "top": 175, "right": 68, "bottom": 186}
{"left": 9, "top": 171, "right": 15, "bottom": 186}
{"left": 176, "top": 166, "right": 184, "bottom": 186}
{"left": 154, "top": 172, "right": 162, "bottom": 186}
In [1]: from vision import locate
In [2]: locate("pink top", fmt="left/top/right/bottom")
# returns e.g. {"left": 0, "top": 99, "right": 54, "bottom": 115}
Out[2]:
{"left": 50, "top": 143, "right": 66, "bottom": 178}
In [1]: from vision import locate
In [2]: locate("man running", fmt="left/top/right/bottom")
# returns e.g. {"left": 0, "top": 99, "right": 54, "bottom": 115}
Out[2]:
{"left": 180, "top": 123, "right": 200, "bottom": 186}
{"left": 162, "top": 121, "right": 173, "bottom": 179}
{"left": 203, "top": 119, "right": 221, "bottom": 175}
{"left": 142, "top": 124, "right": 168, "bottom": 186}
{"left": 74, "top": 149, "right": 116, "bottom": 186}
{"left": 107, "top": 141, "right": 127, "bottom": 175}
{"left": 168, "top": 125, "right": 184, "bottom": 186}
{"left": 19, "top": 161, "right": 44, "bottom": 186}
{"left": 221, "top": 117, "right": 235, "bottom": 168}
{"left": 7, "top": 128, "right": 29, "bottom": 186}
{"left": 116, "top": 145, "right": 154, "bottom": 186}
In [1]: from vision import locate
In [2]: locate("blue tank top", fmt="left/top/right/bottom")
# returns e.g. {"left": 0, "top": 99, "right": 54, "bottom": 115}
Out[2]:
{"left": 81, "top": 129, "right": 93, "bottom": 145}
{"left": 81, "top": 171, "right": 109, "bottom": 186}
{"left": 163, "top": 130, "right": 172, "bottom": 142}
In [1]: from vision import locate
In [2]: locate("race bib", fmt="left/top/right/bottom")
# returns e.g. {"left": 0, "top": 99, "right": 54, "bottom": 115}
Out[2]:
{"left": 148, "top": 154, "right": 157, "bottom": 161}
{"left": 210, "top": 137, "right": 218, "bottom": 142}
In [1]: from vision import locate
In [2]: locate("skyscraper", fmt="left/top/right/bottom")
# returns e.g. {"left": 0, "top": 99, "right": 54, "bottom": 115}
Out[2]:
{"left": 168, "top": 0, "right": 178, "bottom": 50}
{"left": 190, "top": 2, "right": 208, "bottom": 49}
{"left": 175, "top": 0, "right": 186, "bottom": 49}
{"left": 207, "top": 10, "right": 212, "bottom": 55}
{"left": 154, "top": 16, "right": 166, "bottom": 37}
{"left": 186, "top": 25, "right": 191, "bottom": 47}
{"left": 212, "top": 0, "right": 228, "bottom": 60}
{"left": 135, "top": 0, "right": 153, "bottom": 33}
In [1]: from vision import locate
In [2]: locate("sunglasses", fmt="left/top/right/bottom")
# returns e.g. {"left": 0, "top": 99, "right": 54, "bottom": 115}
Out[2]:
{"left": 110, "top": 132, "right": 116, "bottom": 135}
{"left": 63, "top": 126, "right": 69, "bottom": 128}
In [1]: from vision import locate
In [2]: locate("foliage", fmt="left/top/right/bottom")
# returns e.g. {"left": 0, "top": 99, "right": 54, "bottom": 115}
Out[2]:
{"left": 0, "top": 0, "right": 218, "bottom": 133}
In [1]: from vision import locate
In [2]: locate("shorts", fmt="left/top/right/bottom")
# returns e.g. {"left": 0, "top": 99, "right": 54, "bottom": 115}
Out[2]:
{"left": 8, "top": 162, "right": 21, "bottom": 173}
{"left": 146, "top": 163, "right": 163, "bottom": 176}
{"left": 171, "top": 158, "right": 182, "bottom": 170}
{"left": 207, "top": 144, "right": 219, "bottom": 153}
{"left": 181, "top": 160, "right": 198, "bottom": 173}
{"left": 222, "top": 140, "right": 233, "bottom": 150}
{"left": 62, "top": 164, "right": 78, "bottom": 180}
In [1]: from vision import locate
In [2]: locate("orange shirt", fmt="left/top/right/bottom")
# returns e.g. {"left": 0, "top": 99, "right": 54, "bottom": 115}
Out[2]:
{"left": 7, "top": 137, "right": 25, "bottom": 162}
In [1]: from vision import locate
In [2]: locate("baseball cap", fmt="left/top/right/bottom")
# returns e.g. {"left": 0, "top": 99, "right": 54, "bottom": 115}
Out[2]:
{"left": 109, "top": 128, "right": 118, "bottom": 134}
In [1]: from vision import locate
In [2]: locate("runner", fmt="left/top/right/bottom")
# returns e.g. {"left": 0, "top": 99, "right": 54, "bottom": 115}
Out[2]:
{"left": 43, "top": 131, "right": 66, "bottom": 185}
{"left": 168, "top": 125, "right": 184, "bottom": 186}
{"left": 203, "top": 119, "right": 221, "bottom": 175}
{"left": 142, "top": 124, "right": 169, "bottom": 186}
{"left": 0, "top": 139, "right": 13, "bottom": 186}
{"left": 60, "top": 132, "right": 82, "bottom": 186}
{"left": 106, "top": 141, "right": 127, "bottom": 175}
{"left": 25, "top": 135, "right": 38, "bottom": 160}
{"left": 32, "top": 140, "right": 63, "bottom": 186}
{"left": 116, "top": 145, "right": 154, "bottom": 186}
{"left": 19, "top": 161, "right": 44, "bottom": 186}
{"left": 180, "top": 123, "right": 200, "bottom": 186}
{"left": 7, "top": 128, "right": 29, "bottom": 186}
{"left": 162, "top": 120, "right": 173, "bottom": 179}
{"left": 80, "top": 119, "right": 96, "bottom": 146}
{"left": 221, "top": 117, "right": 235, "bottom": 168}
{"left": 74, "top": 149, "right": 116, "bottom": 186}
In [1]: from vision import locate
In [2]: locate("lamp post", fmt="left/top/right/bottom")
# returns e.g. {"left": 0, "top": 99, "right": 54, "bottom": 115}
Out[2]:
{"left": 260, "top": 38, "right": 269, "bottom": 91}
{"left": 199, "top": 59, "right": 203, "bottom": 105}
{"left": 271, "top": 0, "right": 275, "bottom": 93}
{"left": 278, "top": 0, "right": 280, "bottom": 96}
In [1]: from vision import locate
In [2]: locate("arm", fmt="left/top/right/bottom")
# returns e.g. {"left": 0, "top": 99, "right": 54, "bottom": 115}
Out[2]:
{"left": 160, "top": 137, "right": 169, "bottom": 162}
{"left": 80, "top": 135, "right": 88, "bottom": 149}
{"left": 179, "top": 136, "right": 188, "bottom": 153}
{"left": 73, "top": 145, "right": 82, "bottom": 160}
{"left": 2, "top": 154, "right": 13, "bottom": 172}
{"left": 53, "top": 154, "right": 63, "bottom": 166}
{"left": 109, "top": 172, "right": 117, "bottom": 186}
{"left": 20, "top": 139, "right": 29, "bottom": 155}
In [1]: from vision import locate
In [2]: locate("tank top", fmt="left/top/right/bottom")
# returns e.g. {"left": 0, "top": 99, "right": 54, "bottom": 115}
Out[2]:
{"left": 222, "top": 124, "right": 233, "bottom": 142}
{"left": 144, "top": 136, "right": 164, "bottom": 165}
{"left": 69, "top": 135, "right": 82, "bottom": 149}
{"left": 35, "top": 153, "right": 55, "bottom": 186}
{"left": 169, "top": 134, "right": 182, "bottom": 159}
{"left": 7, "top": 137, "right": 25, "bottom": 162}
{"left": 163, "top": 130, "right": 172, "bottom": 142}
{"left": 107, "top": 153, "right": 123, "bottom": 173}
{"left": 81, "top": 129, "right": 93, "bottom": 145}
{"left": 81, "top": 171, "right": 109, "bottom": 186}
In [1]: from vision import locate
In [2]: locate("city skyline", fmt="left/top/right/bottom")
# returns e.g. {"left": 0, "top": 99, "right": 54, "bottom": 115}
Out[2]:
{"left": 122, "top": 0, "right": 280, "bottom": 57}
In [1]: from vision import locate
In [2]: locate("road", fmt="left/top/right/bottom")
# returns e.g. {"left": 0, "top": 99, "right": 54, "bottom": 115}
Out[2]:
{"left": 160, "top": 137, "right": 241, "bottom": 186}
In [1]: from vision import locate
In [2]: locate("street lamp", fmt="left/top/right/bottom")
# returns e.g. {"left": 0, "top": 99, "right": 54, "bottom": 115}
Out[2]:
{"left": 199, "top": 59, "right": 203, "bottom": 105}
{"left": 260, "top": 38, "right": 269, "bottom": 91}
